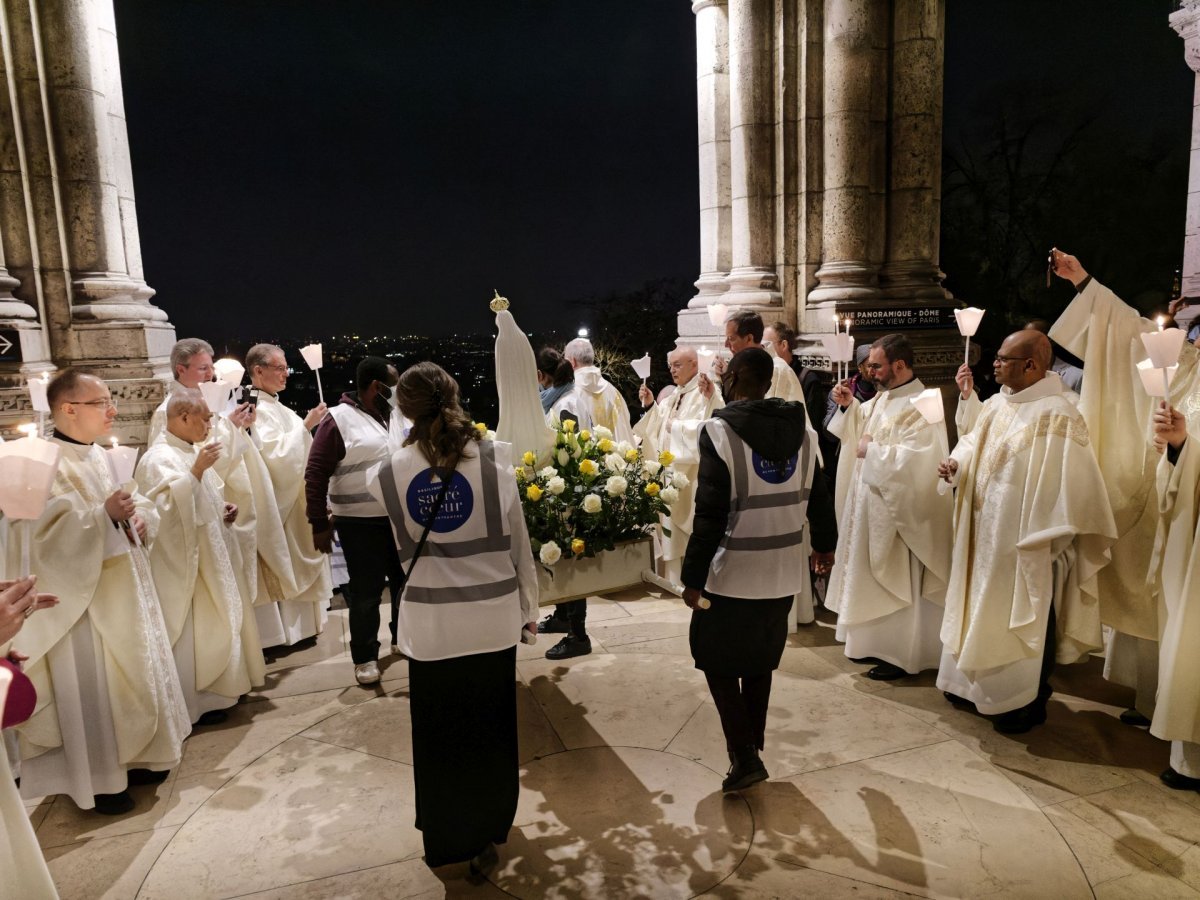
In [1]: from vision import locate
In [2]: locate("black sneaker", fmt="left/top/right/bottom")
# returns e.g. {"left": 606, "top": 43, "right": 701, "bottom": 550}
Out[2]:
{"left": 537, "top": 614, "right": 570, "bottom": 634}
{"left": 722, "top": 745, "right": 768, "bottom": 793}
{"left": 545, "top": 635, "right": 592, "bottom": 660}
{"left": 93, "top": 791, "right": 135, "bottom": 815}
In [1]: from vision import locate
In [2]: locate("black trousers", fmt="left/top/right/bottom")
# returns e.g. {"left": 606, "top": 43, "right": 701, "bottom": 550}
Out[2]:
{"left": 552, "top": 598, "right": 588, "bottom": 639}
{"left": 334, "top": 516, "right": 404, "bottom": 665}
{"left": 706, "top": 672, "right": 773, "bottom": 753}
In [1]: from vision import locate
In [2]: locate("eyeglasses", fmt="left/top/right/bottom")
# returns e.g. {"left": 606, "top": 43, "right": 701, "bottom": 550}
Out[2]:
{"left": 994, "top": 355, "right": 1031, "bottom": 365}
{"left": 258, "top": 364, "right": 288, "bottom": 373}
{"left": 667, "top": 362, "right": 688, "bottom": 371}
{"left": 66, "top": 398, "right": 117, "bottom": 410}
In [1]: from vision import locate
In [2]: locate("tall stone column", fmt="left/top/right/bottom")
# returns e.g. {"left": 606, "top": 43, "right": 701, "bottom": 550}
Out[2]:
{"left": 680, "top": 0, "right": 733, "bottom": 342}
{"left": 806, "top": 0, "right": 882, "bottom": 321}
{"left": 0, "top": 0, "right": 174, "bottom": 442}
{"left": 1172, "top": 1, "right": 1200, "bottom": 297}
{"left": 721, "top": 0, "right": 782, "bottom": 311}
{"left": 881, "top": 0, "right": 950, "bottom": 302}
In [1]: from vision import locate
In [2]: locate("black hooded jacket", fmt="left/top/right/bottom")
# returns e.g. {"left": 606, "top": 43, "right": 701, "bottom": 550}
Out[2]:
{"left": 681, "top": 398, "right": 838, "bottom": 593}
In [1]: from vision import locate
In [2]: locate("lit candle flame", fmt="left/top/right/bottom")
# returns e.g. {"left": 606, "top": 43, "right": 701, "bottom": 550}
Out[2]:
{"left": 844, "top": 317, "right": 852, "bottom": 332}
{"left": 110, "top": 436, "right": 119, "bottom": 448}
{"left": 17, "top": 423, "right": 37, "bottom": 439}
{"left": 1158, "top": 315, "right": 1166, "bottom": 332}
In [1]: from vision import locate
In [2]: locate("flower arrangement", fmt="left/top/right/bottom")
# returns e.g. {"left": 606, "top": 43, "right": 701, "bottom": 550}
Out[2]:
{"left": 518, "top": 419, "right": 682, "bottom": 566}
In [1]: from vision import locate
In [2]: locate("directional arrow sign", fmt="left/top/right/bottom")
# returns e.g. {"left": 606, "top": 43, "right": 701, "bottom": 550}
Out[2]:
{"left": 0, "top": 330, "right": 20, "bottom": 362}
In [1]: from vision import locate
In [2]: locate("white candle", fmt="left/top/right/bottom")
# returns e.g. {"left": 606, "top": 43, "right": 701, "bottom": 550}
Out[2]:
{"left": 17, "top": 423, "right": 36, "bottom": 440}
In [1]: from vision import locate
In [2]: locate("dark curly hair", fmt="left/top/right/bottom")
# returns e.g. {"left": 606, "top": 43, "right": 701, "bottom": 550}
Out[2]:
{"left": 396, "top": 362, "right": 481, "bottom": 473}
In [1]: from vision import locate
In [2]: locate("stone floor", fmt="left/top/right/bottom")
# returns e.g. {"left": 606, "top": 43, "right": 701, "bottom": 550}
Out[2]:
{"left": 24, "top": 589, "right": 1200, "bottom": 899}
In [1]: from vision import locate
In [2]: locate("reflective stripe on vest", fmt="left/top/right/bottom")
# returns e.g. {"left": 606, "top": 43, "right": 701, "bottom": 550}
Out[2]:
{"left": 704, "top": 418, "right": 815, "bottom": 598}
{"left": 328, "top": 403, "right": 392, "bottom": 517}
{"left": 376, "top": 440, "right": 514, "bottom": 604}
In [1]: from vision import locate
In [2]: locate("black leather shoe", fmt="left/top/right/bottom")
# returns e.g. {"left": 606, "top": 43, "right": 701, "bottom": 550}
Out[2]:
{"left": 848, "top": 656, "right": 882, "bottom": 665}
{"left": 1161, "top": 767, "right": 1200, "bottom": 791}
{"left": 468, "top": 842, "right": 499, "bottom": 880}
{"left": 537, "top": 614, "right": 570, "bottom": 634}
{"left": 126, "top": 768, "right": 170, "bottom": 786}
{"left": 93, "top": 791, "right": 135, "bottom": 815}
{"left": 866, "top": 662, "right": 908, "bottom": 681}
{"left": 722, "top": 745, "right": 768, "bottom": 793}
{"left": 993, "top": 705, "right": 1047, "bottom": 735}
{"left": 1119, "top": 708, "right": 1152, "bottom": 728}
{"left": 546, "top": 635, "right": 592, "bottom": 660}
{"left": 943, "top": 691, "right": 975, "bottom": 710}
{"left": 195, "top": 709, "right": 229, "bottom": 727}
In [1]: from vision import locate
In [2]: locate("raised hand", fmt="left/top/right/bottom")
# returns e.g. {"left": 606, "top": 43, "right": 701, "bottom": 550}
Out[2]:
{"left": 303, "top": 402, "right": 329, "bottom": 430}
{"left": 1154, "top": 402, "right": 1188, "bottom": 451}
{"left": 1049, "top": 248, "right": 1089, "bottom": 287}
{"left": 955, "top": 364, "right": 974, "bottom": 400}
{"left": 192, "top": 441, "right": 222, "bottom": 479}
{"left": 638, "top": 384, "right": 654, "bottom": 409}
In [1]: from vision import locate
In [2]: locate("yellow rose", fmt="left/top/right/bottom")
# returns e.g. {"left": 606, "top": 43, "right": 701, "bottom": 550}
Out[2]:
{"left": 526, "top": 484, "right": 544, "bottom": 502}
{"left": 571, "top": 538, "right": 586, "bottom": 556}
{"left": 644, "top": 482, "right": 661, "bottom": 497}
{"left": 562, "top": 418, "right": 577, "bottom": 433}
{"left": 474, "top": 422, "right": 488, "bottom": 434}
{"left": 625, "top": 448, "right": 639, "bottom": 463}
{"left": 580, "top": 430, "right": 591, "bottom": 442}
{"left": 658, "top": 449, "right": 675, "bottom": 467}
{"left": 522, "top": 450, "right": 537, "bottom": 466}
{"left": 597, "top": 438, "right": 614, "bottom": 453}
{"left": 579, "top": 459, "right": 599, "bottom": 477}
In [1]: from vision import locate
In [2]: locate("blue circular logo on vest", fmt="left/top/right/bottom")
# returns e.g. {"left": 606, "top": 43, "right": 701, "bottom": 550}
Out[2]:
{"left": 405, "top": 470, "right": 474, "bottom": 533}
{"left": 752, "top": 451, "right": 798, "bottom": 484}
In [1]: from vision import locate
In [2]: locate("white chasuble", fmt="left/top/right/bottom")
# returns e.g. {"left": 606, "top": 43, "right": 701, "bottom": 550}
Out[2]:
{"left": 633, "top": 376, "right": 724, "bottom": 575}
{"left": 826, "top": 378, "right": 952, "bottom": 672}
{"left": 137, "top": 432, "right": 265, "bottom": 721}
{"left": 247, "top": 393, "right": 330, "bottom": 646}
{"left": 11, "top": 439, "right": 189, "bottom": 807}
{"left": 936, "top": 376, "right": 1116, "bottom": 714}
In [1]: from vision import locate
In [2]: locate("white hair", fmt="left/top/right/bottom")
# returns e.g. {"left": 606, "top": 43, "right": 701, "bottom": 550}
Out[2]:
{"left": 563, "top": 338, "right": 595, "bottom": 366}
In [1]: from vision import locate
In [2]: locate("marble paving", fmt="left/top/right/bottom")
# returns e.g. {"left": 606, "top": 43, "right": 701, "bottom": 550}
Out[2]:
{"left": 25, "top": 590, "right": 1200, "bottom": 899}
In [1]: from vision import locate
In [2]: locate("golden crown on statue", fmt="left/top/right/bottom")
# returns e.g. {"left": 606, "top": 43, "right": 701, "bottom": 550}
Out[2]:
{"left": 489, "top": 289, "right": 510, "bottom": 313}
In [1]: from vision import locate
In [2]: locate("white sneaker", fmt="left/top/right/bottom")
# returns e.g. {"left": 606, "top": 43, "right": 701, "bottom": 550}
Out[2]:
{"left": 390, "top": 643, "right": 404, "bottom": 658}
{"left": 354, "top": 661, "right": 381, "bottom": 685}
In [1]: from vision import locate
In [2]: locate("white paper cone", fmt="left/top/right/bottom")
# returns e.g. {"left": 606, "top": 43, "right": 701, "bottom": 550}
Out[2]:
{"left": 1140, "top": 329, "right": 1187, "bottom": 370}
{"left": 106, "top": 445, "right": 139, "bottom": 486}
{"left": 213, "top": 358, "right": 246, "bottom": 386}
{"left": 27, "top": 377, "right": 50, "bottom": 413}
{"left": 954, "top": 307, "right": 986, "bottom": 337}
{"left": 631, "top": 353, "right": 651, "bottom": 380}
{"left": 697, "top": 347, "right": 717, "bottom": 376}
{"left": 0, "top": 436, "right": 61, "bottom": 520}
{"left": 706, "top": 303, "right": 728, "bottom": 327}
{"left": 199, "top": 380, "right": 232, "bottom": 414}
{"left": 1136, "top": 359, "right": 1178, "bottom": 397}
{"left": 910, "top": 388, "right": 946, "bottom": 425}
{"left": 299, "top": 343, "right": 323, "bottom": 370}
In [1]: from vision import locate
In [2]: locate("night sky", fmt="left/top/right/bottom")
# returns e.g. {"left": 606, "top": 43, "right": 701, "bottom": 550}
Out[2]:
{"left": 113, "top": 1, "right": 1193, "bottom": 342}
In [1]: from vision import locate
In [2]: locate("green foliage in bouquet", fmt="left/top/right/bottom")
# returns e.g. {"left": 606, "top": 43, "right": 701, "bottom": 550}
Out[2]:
{"left": 517, "top": 418, "right": 685, "bottom": 566}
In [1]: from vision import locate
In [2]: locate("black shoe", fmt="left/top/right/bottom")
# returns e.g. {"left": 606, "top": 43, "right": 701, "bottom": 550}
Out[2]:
{"left": 866, "top": 662, "right": 908, "bottom": 681}
{"left": 993, "top": 705, "right": 1047, "bottom": 735}
{"left": 195, "top": 709, "right": 229, "bottom": 727}
{"left": 849, "top": 656, "right": 882, "bottom": 665}
{"left": 545, "top": 635, "right": 592, "bottom": 660}
{"left": 1119, "top": 708, "right": 1152, "bottom": 728}
{"left": 537, "top": 614, "right": 570, "bottom": 635}
{"left": 467, "top": 842, "right": 499, "bottom": 880}
{"left": 1161, "top": 767, "right": 1200, "bottom": 791}
{"left": 93, "top": 791, "right": 135, "bottom": 815}
{"left": 722, "top": 745, "right": 768, "bottom": 793}
{"left": 943, "top": 691, "right": 975, "bottom": 710}
{"left": 126, "top": 768, "right": 170, "bottom": 786}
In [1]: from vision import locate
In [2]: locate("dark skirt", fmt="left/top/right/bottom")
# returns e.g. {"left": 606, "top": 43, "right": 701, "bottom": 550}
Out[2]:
{"left": 690, "top": 593, "right": 793, "bottom": 677}
{"left": 408, "top": 644, "right": 519, "bottom": 867}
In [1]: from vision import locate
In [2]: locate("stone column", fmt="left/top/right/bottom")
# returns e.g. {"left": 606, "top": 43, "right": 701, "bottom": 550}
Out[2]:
{"left": 806, "top": 0, "right": 882, "bottom": 319}
{"left": 1172, "top": 1, "right": 1200, "bottom": 297}
{"left": 721, "top": 0, "right": 782, "bottom": 311}
{"left": 881, "top": 0, "right": 950, "bottom": 302}
{"left": 680, "top": 0, "right": 733, "bottom": 342}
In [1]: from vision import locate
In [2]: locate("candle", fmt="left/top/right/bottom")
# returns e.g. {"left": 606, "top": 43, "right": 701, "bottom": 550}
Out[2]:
{"left": 1140, "top": 326, "right": 1187, "bottom": 401}
{"left": 697, "top": 345, "right": 716, "bottom": 377}
{"left": 954, "top": 307, "right": 986, "bottom": 369}
{"left": 631, "top": 353, "right": 651, "bottom": 384}
{"left": 17, "top": 423, "right": 36, "bottom": 440}
{"left": 299, "top": 343, "right": 325, "bottom": 404}
{"left": 707, "top": 303, "right": 728, "bottom": 328}
{"left": 0, "top": 426, "right": 62, "bottom": 574}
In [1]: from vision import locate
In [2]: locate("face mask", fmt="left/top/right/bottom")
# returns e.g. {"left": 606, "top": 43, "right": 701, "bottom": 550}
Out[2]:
{"left": 375, "top": 382, "right": 398, "bottom": 416}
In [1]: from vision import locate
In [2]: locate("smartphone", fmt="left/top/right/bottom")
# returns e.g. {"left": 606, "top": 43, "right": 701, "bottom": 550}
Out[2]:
{"left": 240, "top": 386, "right": 258, "bottom": 408}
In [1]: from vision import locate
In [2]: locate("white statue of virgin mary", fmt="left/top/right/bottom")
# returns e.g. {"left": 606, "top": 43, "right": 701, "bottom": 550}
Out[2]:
{"left": 491, "top": 292, "right": 555, "bottom": 468}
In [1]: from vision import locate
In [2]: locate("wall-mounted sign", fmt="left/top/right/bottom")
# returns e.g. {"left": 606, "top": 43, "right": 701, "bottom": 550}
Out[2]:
{"left": 0, "top": 330, "right": 21, "bottom": 363}
{"left": 840, "top": 308, "right": 957, "bottom": 331}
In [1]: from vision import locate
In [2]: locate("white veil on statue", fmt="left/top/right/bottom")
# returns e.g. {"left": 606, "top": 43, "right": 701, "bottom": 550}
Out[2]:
{"left": 492, "top": 293, "right": 555, "bottom": 467}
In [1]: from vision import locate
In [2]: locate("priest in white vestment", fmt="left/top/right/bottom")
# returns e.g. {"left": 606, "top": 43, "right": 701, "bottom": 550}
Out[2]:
{"left": 633, "top": 345, "right": 724, "bottom": 588}
{"left": 148, "top": 338, "right": 261, "bottom": 614}
{"left": 1, "top": 576, "right": 59, "bottom": 897}
{"left": 937, "top": 330, "right": 1116, "bottom": 734}
{"left": 826, "top": 334, "right": 952, "bottom": 679}
{"left": 1149, "top": 402, "right": 1200, "bottom": 788}
{"left": 245, "top": 343, "right": 331, "bottom": 647}
{"left": 1046, "top": 251, "right": 1200, "bottom": 725}
{"left": 137, "top": 391, "right": 265, "bottom": 725}
{"left": 11, "top": 371, "right": 190, "bottom": 814}
{"left": 562, "top": 338, "right": 634, "bottom": 445}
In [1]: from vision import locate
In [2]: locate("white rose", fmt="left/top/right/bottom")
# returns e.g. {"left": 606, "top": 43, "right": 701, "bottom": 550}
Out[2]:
{"left": 660, "top": 486, "right": 680, "bottom": 505}
{"left": 538, "top": 466, "right": 558, "bottom": 479}
{"left": 603, "top": 453, "right": 625, "bottom": 472}
{"left": 571, "top": 444, "right": 583, "bottom": 459}
{"left": 605, "top": 475, "right": 628, "bottom": 497}
{"left": 582, "top": 493, "right": 604, "bottom": 514}
{"left": 615, "top": 440, "right": 633, "bottom": 455}
{"left": 557, "top": 448, "right": 569, "bottom": 467}
{"left": 485, "top": 430, "right": 497, "bottom": 441}
{"left": 547, "top": 476, "right": 566, "bottom": 496}
{"left": 671, "top": 471, "right": 689, "bottom": 490}
{"left": 643, "top": 460, "right": 662, "bottom": 477}
{"left": 593, "top": 425, "right": 614, "bottom": 441}
{"left": 539, "top": 541, "right": 562, "bottom": 565}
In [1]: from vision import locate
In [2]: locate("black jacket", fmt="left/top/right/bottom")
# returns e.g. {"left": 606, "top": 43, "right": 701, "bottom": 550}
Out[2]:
{"left": 681, "top": 398, "right": 838, "bottom": 592}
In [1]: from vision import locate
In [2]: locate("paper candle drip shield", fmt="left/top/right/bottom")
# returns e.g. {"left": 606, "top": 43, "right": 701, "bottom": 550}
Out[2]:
{"left": 910, "top": 388, "right": 946, "bottom": 425}
{"left": 299, "top": 343, "right": 323, "bottom": 370}
{"left": 953, "top": 307, "right": 985, "bottom": 337}
{"left": 213, "top": 358, "right": 245, "bottom": 386}
{"left": 819, "top": 333, "right": 854, "bottom": 363}
{"left": 706, "top": 303, "right": 728, "bottom": 327}
{"left": 1140, "top": 328, "right": 1187, "bottom": 369}
{"left": 631, "top": 354, "right": 651, "bottom": 381}
{"left": 199, "top": 380, "right": 232, "bottom": 414}
{"left": 27, "top": 376, "right": 50, "bottom": 413}
{"left": 1136, "top": 358, "right": 1179, "bottom": 397}
{"left": 0, "top": 437, "right": 61, "bottom": 519}
{"left": 697, "top": 347, "right": 716, "bottom": 376}
{"left": 107, "top": 444, "right": 139, "bottom": 486}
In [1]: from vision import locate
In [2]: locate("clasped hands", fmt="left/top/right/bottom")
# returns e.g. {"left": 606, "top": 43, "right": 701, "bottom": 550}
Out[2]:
{"left": 104, "top": 490, "right": 147, "bottom": 541}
